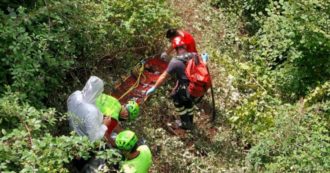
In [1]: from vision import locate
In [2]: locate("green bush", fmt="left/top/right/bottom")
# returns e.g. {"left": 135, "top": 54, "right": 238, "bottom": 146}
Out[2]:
{"left": 202, "top": 2, "right": 330, "bottom": 172}
{"left": 249, "top": 0, "right": 330, "bottom": 101}
{"left": 0, "top": 0, "right": 174, "bottom": 107}
{"left": 210, "top": 0, "right": 270, "bottom": 34}
{"left": 0, "top": 91, "right": 121, "bottom": 172}
{"left": 192, "top": 0, "right": 330, "bottom": 172}
{"left": 247, "top": 102, "right": 330, "bottom": 172}
{"left": 0, "top": 0, "right": 175, "bottom": 171}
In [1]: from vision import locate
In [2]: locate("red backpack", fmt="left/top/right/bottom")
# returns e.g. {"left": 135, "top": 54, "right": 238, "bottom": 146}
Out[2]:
{"left": 185, "top": 54, "right": 212, "bottom": 97}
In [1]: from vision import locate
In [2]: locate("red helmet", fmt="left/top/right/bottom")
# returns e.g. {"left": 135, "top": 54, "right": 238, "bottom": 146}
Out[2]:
{"left": 172, "top": 36, "right": 185, "bottom": 49}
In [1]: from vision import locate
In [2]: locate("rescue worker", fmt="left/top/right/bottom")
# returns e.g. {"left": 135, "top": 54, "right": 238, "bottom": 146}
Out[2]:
{"left": 146, "top": 36, "right": 199, "bottom": 130}
{"left": 115, "top": 130, "right": 152, "bottom": 173}
{"left": 161, "top": 28, "right": 198, "bottom": 60}
{"left": 68, "top": 76, "right": 108, "bottom": 142}
{"left": 95, "top": 94, "right": 140, "bottom": 146}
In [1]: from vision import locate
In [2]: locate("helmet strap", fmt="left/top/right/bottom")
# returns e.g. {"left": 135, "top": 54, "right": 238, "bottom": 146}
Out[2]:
{"left": 125, "top": 105, "right": 131, "bottom": 119}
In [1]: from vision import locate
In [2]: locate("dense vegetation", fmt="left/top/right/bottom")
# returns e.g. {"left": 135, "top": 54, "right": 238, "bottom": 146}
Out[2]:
{"left": 0, "top": 0, "right": 174, "bottom": 172}
{"left": 210, "top": 0, "right": 330, "bottom": 171}
{"left": 1, "top": 0, "right": 329, "bottom": 172}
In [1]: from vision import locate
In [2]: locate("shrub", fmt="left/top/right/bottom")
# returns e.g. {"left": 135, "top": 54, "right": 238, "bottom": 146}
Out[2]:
{"left": 247, "top": 102, "right": 330, "bottom": 172}
{"left": 210, "top": 0, "right": 270, "bottom": 34}
{"left": 0, "top": 91, "right": 121, "bottom": 172}
{"left": 249, "top": 0, "right": 330, "bottom": 101}
{"left": 0, "top": 0, "right": 174, "bottom": 107}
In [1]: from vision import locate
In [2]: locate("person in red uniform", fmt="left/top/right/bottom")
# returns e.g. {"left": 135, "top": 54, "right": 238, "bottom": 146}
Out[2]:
{"left": 161, "top": 29, "right": 198, "bottom": 59}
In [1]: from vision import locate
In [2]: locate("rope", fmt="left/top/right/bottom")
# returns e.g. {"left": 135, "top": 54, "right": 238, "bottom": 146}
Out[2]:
{"left": 118, "top": 62, "right": 145, "bottom": 101}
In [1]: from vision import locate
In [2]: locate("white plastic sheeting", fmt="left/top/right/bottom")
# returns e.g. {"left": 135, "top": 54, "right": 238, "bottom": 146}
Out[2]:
{"left": 67, "top": 76, "right": 107, "bottom": 141}
{"left": 82, "top": 76, "right": 104, "bottom": 104}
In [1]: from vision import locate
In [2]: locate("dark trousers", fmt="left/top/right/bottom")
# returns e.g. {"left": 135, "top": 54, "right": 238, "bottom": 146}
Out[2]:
{"left": 171, "top": 85, "right": 195, "bottom": 129}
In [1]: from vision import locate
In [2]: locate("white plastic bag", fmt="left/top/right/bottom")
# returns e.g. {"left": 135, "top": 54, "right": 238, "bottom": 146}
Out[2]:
{"left": 82, "top": 76, "right": 104, "bottom": 104}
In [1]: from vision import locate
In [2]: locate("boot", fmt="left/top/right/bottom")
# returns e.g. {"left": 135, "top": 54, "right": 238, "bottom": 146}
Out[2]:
{"left": 180, "top": 114, "right": 194, "bottom": 130}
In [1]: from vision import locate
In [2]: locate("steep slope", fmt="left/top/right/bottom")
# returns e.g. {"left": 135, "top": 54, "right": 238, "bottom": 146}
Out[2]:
{"left": 126, "top": 1, "right": 247, "bottom": 172}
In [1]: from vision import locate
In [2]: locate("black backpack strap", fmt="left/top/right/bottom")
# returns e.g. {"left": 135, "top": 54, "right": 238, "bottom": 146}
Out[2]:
{"left": 193, "top": 54, "right": 200, "bottom": 65}
{"left": 177, "top": 52, "right": 198, "bottom": 64}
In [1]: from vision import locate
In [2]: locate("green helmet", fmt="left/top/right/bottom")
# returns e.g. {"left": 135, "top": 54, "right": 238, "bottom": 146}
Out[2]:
{"left": 125, "top": 100, "right": 140, "bottom": 120}
{"left": 115, "top": 130, "right": 138, "bottom": 151}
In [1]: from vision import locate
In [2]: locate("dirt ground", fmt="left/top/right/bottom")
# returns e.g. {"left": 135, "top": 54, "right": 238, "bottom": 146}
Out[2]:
{"left": 139, "top": 0, "right": 246, "bottom": 172}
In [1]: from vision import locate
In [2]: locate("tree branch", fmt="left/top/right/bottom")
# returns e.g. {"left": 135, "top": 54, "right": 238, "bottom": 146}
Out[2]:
{"left": 19, "top": 117, "right": 34, "bottom": 148}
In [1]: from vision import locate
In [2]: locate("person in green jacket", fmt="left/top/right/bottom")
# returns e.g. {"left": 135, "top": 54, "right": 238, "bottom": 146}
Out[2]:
{"left": 95, "top": 94, "right": 140, "bottom": 146}
{"left": 115, "top": 130, "right": 152, "bottom": 173}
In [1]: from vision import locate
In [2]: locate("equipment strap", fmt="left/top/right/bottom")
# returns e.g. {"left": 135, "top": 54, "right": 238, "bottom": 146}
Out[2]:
{"left": 118, "top": 62, "right": 145, "bottom": 101}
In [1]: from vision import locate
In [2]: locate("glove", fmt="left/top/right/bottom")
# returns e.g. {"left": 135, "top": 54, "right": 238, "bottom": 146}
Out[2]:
{"left": 160, "top": 52, "right": 168, "bottom": 60}
{"left": 146, "top": 86, "right": 156, "bottom": 96}
{"left": 110, "top": 132, "right": 117, "bottom": 141}
{"left": 201, "top": 53, "right": 209, "bottom": 63}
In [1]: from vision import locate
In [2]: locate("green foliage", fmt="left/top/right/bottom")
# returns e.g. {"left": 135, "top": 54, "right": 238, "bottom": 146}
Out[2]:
{"left": 144, "top": 128, "right": 233, "bottom": 172}
{"left": 210, "top": 0, "right": 270, "bottom": 34}
{"left": 211, "top": 0, "right": 269, "bottom": 14}
{"left": 106, "top": 0, "right": 172, "bottom": 47}
{"left": 229, "top": 91, "right": 280, "bottom": 143}
{"left": 247, "top": 102, "right": 330, "bottom": 172}
{"left": 0, "top": 0, "right": 175, "bottom": 171}
{"left": 205, "top": 0, "right": 330, "bottom": 171}
{"left": 305, "top": 81, "right": 330, "bottom": 106}
{"left": 0, "top": 0, "right": 174, "bottom": 107}
{"left": 0, "top": 0, "right": 42, "bottom": 11}
{"left": 162, "top": 0, "right": 330, "bottom": 172}
{"left": 1, "top": 0, "right": 329, "bottom": 171}
{"left": 0, "top": 91, "right": 121, "bottom": 172}
{"left": 209, "top": 0, "right": 330, "bottom": 139}
{"left": 0, "top": 2, "right": 96, "bottom": 106}
{"left": 249, "top": 0, "right": 330, "bottom": 100}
